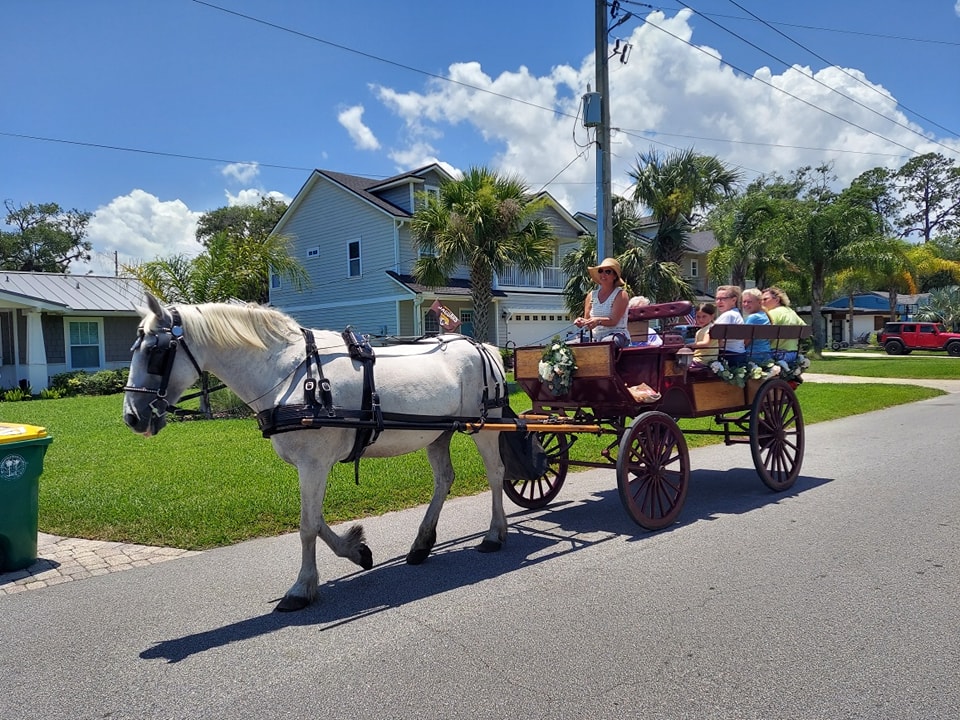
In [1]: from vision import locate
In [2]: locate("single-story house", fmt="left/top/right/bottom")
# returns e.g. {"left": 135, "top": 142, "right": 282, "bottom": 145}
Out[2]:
{"left": 799, "top": 291, "right": 930, "bottom": 345}
{"left": 0, "top": 271, "right": 145, "bottom": 391}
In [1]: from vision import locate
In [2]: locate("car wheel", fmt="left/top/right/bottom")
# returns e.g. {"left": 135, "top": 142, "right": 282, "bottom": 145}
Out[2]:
{"left": 884, "top": 340, "right": 904, "bottom": 355}
{"left": 947, "top": 342, "right": 960, "bottom": 357}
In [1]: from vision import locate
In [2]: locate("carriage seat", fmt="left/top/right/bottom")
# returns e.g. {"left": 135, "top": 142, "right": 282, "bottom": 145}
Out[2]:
{"left": 627, "top": 300, "right": 693, "bottom": 345}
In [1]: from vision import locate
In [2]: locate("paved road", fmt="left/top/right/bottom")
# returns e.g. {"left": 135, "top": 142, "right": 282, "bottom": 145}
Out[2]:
{"left": 2, "top": 391, "right": 958, "bottom": 719}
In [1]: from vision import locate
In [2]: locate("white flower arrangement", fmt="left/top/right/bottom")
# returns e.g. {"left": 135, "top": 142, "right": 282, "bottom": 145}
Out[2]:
{"left": 710, "top": 354, "right": 808, "bottom": 387}
{"left": 538, "top": 336, "right": 578, "bottom": 396}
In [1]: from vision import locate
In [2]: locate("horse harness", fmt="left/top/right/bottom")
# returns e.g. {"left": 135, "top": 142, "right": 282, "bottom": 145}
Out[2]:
{"left": 255, "top": 327, "right": 508, "bottom": 479}
{"left": 123, "top": 308, "right": 213, "bottom": 421}
{"left": 125, "top": 308, "right": 508, "bottom": 478}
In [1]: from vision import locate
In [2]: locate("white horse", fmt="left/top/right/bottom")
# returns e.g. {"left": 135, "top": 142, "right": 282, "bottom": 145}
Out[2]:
{"left": 122, "top": 293, "right": 510, "bottom": 611}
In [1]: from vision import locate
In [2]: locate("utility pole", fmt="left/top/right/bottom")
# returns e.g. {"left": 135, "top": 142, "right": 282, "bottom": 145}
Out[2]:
{"left": 594, "top": 0, "right": 613, "bottom": 261}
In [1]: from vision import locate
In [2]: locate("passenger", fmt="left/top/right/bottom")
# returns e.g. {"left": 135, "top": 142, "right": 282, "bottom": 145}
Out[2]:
{"left": 689, "top": 302, "right": 718, "bottom": 366}
{"left": 741, "top": 288, "right": 772, "bottom": 362}
{"left": 713, "top": 285, "right": 746, "bottom": 362}
{"left": 573, "top": 257, "right": 630, "bottom": 346}
{"left": 761, "top": 286, "right": 805, "bottom": 361}
{"left": 627, "top": 295, "right": 663, "bottom": 347}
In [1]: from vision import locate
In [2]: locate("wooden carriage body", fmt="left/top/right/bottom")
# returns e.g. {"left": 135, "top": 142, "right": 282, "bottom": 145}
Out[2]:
{"left": 510, "top": 301, "right": 812, "bottom": 531}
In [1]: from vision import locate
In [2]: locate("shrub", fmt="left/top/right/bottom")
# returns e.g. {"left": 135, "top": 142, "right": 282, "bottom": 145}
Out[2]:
{"left": 50, "top": 368, "right": 129, "bottom": 397}
{"left": 3, "top": 388, "right": 29, "bottom": 402}
{"left": 39, "top": 388, "right": 64, "bottom": 400}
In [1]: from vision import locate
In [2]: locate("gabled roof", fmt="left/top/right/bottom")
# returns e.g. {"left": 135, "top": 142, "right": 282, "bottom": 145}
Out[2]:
{"left": 274, "top": 165, "right": 459, "bottom": 237}
{"left": 0, "top": 271, "right": 145, "bottom": 313}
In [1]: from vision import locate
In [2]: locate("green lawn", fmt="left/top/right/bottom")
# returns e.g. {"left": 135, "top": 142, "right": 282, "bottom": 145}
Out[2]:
{"left": 810, "top": 354, "right": 960, "bottom": 379}
{"left": 0, "top": 371, "right": 942, "bottom": 549}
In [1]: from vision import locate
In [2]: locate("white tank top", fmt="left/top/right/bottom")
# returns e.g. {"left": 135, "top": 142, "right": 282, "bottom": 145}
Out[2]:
{"left": 590, "top": 287, "right": 629, "bottom": 341}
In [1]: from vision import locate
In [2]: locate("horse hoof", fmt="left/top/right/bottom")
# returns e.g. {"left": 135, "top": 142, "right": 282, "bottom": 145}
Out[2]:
{"left": 406, "top": 547, "right": 431, "bottom": 565}
{"left": 356, "top": 543, "right": 373, "bottom": 570}
{"left": 476, "top": 539, "right": 502, "bottom": 554}
{"left": 275, "top": 595, "right": 310, "bottom": 612}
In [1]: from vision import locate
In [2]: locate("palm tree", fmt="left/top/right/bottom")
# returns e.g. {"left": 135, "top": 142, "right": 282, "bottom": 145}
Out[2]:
{"left": 123, "top": 230, "right": 308, "bottom": 304}
{"left": 410, "top": 167, "right": 555, "bottom": 342}
{"left": 915, "top": 286, "right": 960, "bottom": 330}
{"left": 629, "top": 148, "right": 742, "bottom": 266}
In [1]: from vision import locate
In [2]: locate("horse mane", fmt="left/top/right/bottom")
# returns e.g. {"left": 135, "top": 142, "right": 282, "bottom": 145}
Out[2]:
{"left": 173, "top": 302, "right": 302, "bottom": 350}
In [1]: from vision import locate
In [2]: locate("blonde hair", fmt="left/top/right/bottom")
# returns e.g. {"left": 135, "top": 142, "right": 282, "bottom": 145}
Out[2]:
{"left": 716, "top": 285, "right": 742, "bottom": 306}
{"left": 741, "top": 288, "right": 762, "bottom": 302}
{"left": 764, "top": 286, "right": 791, "bottom": 307}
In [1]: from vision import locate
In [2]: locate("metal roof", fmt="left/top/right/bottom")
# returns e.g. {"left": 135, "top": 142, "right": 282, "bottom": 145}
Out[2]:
{"left": 0, "top": 271, "right": 145, "bottom": 313}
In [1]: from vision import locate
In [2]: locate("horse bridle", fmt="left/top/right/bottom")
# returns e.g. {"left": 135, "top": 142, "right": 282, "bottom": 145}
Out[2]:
{"left": 123, "top": 308, "right": 204, "bottom": 420}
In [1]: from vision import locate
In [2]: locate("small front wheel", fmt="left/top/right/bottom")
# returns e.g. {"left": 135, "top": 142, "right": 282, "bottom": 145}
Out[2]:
{"left": 616, "top": 411, "right": 690, "bottom": 530}
{"left": 750, "top": 379, "right": 804, "bottom": 492}
{"left": 502, "top": 431, "right": 570, "bottom": 509}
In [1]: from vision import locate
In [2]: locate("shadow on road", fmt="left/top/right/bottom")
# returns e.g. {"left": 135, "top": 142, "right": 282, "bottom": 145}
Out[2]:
{"left": 139, "top": 466, "right": 831, "bottom": 663}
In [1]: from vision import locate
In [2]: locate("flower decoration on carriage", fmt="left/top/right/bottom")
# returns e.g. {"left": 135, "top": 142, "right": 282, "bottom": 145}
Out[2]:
{"left": 710, "top": 354, "right": 809, "bottom": 387}
{"left": 538, "top": 336, "right": 578, "bottom": 396}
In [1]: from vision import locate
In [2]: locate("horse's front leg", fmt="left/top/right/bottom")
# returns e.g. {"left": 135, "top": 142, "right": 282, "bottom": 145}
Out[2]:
{"left": 275, "top": 450, "right": 373, "bottom": 612}
{"left": 471, "top": 431, "right": 508, "bottom": 553}
{"left": 406, "top": 432, "right": 456, "bottom": 565}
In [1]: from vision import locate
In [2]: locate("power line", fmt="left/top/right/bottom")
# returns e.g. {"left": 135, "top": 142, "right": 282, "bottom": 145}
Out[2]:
{"left": 637, "top": 10, "right": 926, "bottom": 158}
{"left": 619, "top": 0, "right": 960, "bottom": 47}
{"left": 720, "top": 0, "right": 959, "bottom": 143}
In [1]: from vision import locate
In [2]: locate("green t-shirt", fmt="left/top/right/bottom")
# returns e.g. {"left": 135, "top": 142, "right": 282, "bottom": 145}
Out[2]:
{"left": 767, "top": 305, "right": 805, "bottom": 351}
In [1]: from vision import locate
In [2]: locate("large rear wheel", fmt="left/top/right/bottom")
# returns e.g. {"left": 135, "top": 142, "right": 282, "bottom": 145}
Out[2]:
{"left": 616, "top": 411, "right": 690, "bottom": 530}
{"left": 502, "top": 431, "right": 570, "bottom": 509}
{"left": 750, "top": 379, "right": 805, "bottom": 491}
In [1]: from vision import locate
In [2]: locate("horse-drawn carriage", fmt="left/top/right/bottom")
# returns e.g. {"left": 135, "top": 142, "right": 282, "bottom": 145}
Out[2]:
{"left": 123, "top": 294, "right": 810, "bottom": 611}
{"left": 510, "top": 300, "right": 812, "bottom": 530}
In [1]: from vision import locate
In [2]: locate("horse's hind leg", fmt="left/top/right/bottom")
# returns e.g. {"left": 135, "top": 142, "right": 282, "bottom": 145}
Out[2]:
{"left": 406, "top": 432, "right": 456, "bottom": 565}
{"left": 471, "top": 431, "right": 507, "bottom": 553}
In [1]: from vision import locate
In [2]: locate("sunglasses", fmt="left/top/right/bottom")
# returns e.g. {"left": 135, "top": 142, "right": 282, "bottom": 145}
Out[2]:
{"left": 598, "top": 268, "right": 617, "bottom": 276}
{"left": 716, "top": 295, "right": 735, "bottom": 300}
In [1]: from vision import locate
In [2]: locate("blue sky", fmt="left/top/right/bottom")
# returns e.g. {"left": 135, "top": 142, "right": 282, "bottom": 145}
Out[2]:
{"left": 3, "top": 0, "right": 959, "bottom": 275}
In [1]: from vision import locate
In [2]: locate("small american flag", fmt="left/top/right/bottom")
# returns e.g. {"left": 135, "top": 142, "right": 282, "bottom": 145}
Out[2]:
{"left": 682, "top": 309, "right": 697, "bottom": 325}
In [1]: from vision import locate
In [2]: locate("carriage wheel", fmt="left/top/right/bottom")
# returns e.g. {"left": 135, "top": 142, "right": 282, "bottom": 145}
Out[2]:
{"left": 502, "top": 432, "right": 570, "bottom": 509}
{"left": 616, "top": 411, "right": 690, "bottom": 530}
{"left": 750, "top": 379, "right": 805, "bottom": 492}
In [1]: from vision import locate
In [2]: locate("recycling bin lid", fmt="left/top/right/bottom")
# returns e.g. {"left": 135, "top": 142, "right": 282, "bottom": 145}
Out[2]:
{"left": 0, "top": 422, "right": 49, "bottom": 443}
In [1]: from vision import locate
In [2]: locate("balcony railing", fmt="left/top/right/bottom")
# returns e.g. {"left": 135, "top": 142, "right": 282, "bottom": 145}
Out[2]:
{"left": 497, "top": 265, "right": 566, "bottom": 289}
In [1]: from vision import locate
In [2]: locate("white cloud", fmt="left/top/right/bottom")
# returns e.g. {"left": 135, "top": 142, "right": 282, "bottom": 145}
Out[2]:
{"left": 372, "top": 9, "right": 959, "bottom": 214}
{"left": 221, "top": 162, "right": 260, "bottom": 184}
{"left": 338, "top": 105, "right": 381, "bottom": 150}
{"left": 78, "top": 189, "right": 202, "bottom": 274}
{"left": 225, "top": 188, "right": 292, "bottom": 207}
{"left": 956, "top": 1, "right": 960, "bottom": 17}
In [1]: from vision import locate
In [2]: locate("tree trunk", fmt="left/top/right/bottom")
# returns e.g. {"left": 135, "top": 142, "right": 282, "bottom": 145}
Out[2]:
{"left": 470, "top": 262, "right": 494, "bottom": 343}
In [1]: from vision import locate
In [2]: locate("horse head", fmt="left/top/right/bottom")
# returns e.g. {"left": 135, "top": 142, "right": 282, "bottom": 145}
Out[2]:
{"left": 123, "top": 293, "right": 203, "bottom": 437}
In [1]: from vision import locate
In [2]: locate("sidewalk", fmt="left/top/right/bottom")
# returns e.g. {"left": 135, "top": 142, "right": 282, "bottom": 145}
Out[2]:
{"left": 0, "top": 532, "right": 200, "bottom": 595}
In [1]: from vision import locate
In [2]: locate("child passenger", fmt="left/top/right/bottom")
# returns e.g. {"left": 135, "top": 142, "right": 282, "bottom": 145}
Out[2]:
{"left": 689, "top": 302, "right": 719, "bottom": 366}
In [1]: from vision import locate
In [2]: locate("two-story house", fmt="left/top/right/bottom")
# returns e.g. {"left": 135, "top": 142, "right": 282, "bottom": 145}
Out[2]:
{"left": 573, "top": 212, "right": 718, "bottom": 298}
{"left": 269, "top": 164, "right": 590, "bottom": 348}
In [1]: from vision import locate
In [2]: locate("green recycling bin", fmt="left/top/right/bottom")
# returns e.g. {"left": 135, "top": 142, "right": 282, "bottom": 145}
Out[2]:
{"left": 0, "top": 422, "right": 53, "bottom": 572}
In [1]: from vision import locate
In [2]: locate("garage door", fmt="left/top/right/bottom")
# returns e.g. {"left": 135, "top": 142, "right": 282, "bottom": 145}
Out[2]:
{"left": 506, "top": 310, "right": 575, "bottom": 347}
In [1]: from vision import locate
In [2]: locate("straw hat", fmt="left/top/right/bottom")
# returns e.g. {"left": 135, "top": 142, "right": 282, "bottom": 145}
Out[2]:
{"left": 588, "top": 257, "right": 625, "bottom": 286}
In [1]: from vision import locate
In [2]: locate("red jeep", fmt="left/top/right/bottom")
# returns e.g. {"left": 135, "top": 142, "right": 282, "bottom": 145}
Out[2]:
{"left": 878, "top": 322, "right": 960, "bottom": 356}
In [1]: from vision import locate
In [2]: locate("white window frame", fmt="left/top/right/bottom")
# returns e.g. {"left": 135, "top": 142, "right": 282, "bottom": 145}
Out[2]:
{"left": 690, "top": 259, "right": 699, "bottom": 277}
{"left": 348, "top": 238, "right": 362, "bottom": 277}
{"left": 270, "top": 273, "right": 282, "bottom": 290}
{"left": 64, "top": 317, "right": 104, "bottom": 370}
{"left": 306, "top": 246, "right": 320, "bottom": 259}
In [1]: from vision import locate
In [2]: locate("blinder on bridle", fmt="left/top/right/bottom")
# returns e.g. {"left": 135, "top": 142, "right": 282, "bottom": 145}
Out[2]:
{"left": 124, "top": 308, "right": 203, "bottom": 419}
